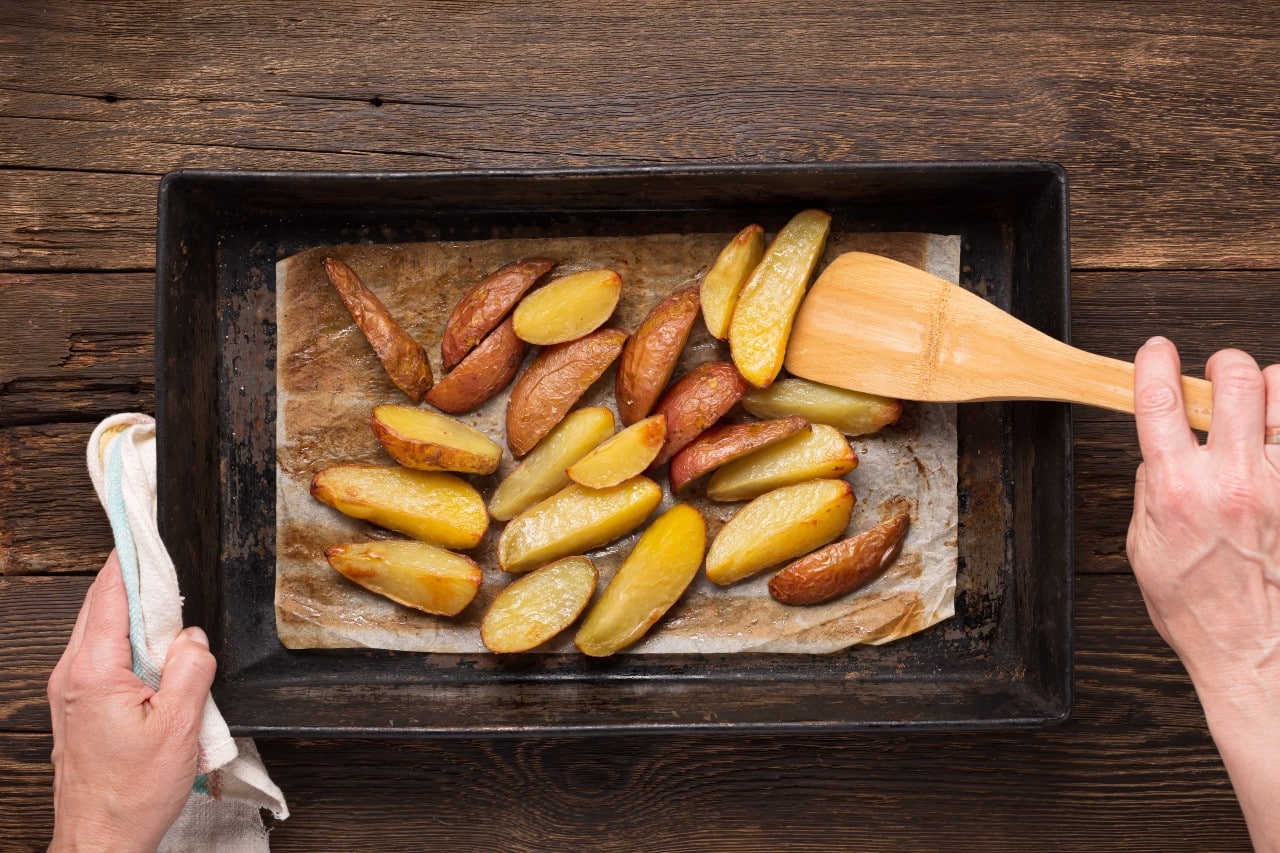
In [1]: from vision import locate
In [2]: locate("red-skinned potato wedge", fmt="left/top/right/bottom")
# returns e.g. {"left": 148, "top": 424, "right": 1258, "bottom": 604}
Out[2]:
{"left": 575, "top": 504, "right": 707, "bottom": 657}
{"left": 505, "top": 327, "right": 628, "bottom": 456}
{"left": 728, "top": 209, "right": 831, "bottom": 388}
{"left": 441, "top": 257, "right": 556, "bottom": 370}
{"left": 322, "top": 257, "right": 434, "bottom": 401}
{"left": 701, "top": 224, "right": 765, "bottom": 340}
{"left": 371, "top": 404, "right": 502, "bottom": 474}
{"left": 615, "top": 285, "right": 700, "bottom": 425}
{"left": 769, "top": 510, "right": 911, "bottom": 606}
{"left": 668, "top": 415, "right": 808, "bottom": 493}
{"left": 481, "top": 556, "right": 598, "bottom": 653}
{"left": 512, "top": 269, "right": 622, "bottom": 346}
{"left": 325, "top": 540, "right": 481, "bottom": 617}
{"left": 650, "top": 361, "right": 748, "bottom": 467}
{"left": 706, "top": 424, "right": 857, "bottom": 501}
{"left": 741, "top": 377, "right": 902, "bottom": 436}
{"left": 425, "top": 317, "right": 525, "bottom": 414}
{"left": 567, "top": 415, "right": 666, "bottom": 489}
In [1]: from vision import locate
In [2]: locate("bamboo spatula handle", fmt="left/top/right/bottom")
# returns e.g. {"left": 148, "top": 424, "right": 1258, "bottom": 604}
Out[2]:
{"left": 1072, "top": 350, "right": 1213, "bottom": 432}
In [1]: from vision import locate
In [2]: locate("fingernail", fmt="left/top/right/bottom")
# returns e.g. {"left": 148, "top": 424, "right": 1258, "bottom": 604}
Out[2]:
{"left": 184, "top": 626, "right": 209, "bottom": 648}
{"left": 1144, "top": 336, "right": 1171, "bottom": 347}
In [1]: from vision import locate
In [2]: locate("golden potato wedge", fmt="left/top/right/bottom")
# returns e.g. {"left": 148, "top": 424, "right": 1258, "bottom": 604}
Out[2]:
{"left": 424, "top": 317, "right": 525, "bottom": 414}
{"left": 489, "top": 407, "right": 617, "bottom": 522}
{"left": 706, "top": 424, "right": 857, "bottom": 501}
{"left": 575, "top": 504, "right": 707, "bottom": 657}
{"left": 705, "top": 479, "right": 854, "bottom": 586}
{"left": 701, "top": 224, "right": 765, "bottom": 340}
{"left": 568, "top": 415, "right": 666, "bottom": 490}
{"left": 651, "top": 361, "right": 748, "bottom": 467}
{"left": 727, "top": 210, "right": 831, "bottom": 388}
{"left": 741, "top": 377, "right": 902, "bottom": 436}
{"left": 322, "top": 257, "right": 434, "bottom": 401}
{"left": 512, "top": 269, "right": 622, "bottom": 346}
{"left": 668, "top": 415, "right": 808, "bottom": 493}
{"left": 371, "top": 404, "right": 502, "bottom": 474}
{"left": 325, "top": 540, "right": 481, "bottom": 617}
{"left": 769, "top": 511, "right": 911, "bottom": 606}
{"left": 481, "top": 556, "right": 598, "bottom": 653}
{"left": 441, "top": 257, "right": 555, "bottom": 370}
{"left": 310, "top": 465, "right": 488, "bottom": 550}
{"left": 498, "top": 477, "right": 662, "bottom": 573}
{"left": 506, "top": 327, "right": 628, "bottom": 456}
{"left": 615, "top": 285, "right": 700, "bottom": 425}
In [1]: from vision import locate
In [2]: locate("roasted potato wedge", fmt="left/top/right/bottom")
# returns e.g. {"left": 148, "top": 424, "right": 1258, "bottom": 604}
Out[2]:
{"left": 425, "top": 317, "right": 525, "bottom": 414}
{"left": 441, "top": 257, "right": 555, "bottom": 370}
{"left": 727, "top": 210, "right": 831, "bottom": 388}
{"left": 701, "top": 224, "right": 765, "bottom": 340}
{"left": 651, "top": 361, "right": 748, "bottom": 467}
{"left": 668, "top": 415, "right": 808, "bottom": 493}
{"left": 481, "top": 556, "right": 598, "bottom": 653}
{"left": 567, "top": 415, "right": 666, "bottom": 489}
{"left": 498, "top": 477, "right": 662, "bottom": 573}
{"left": 769, "top": 510, "right": 911, "bottom": 605}
{"left": 489, "top": 407, "right": 616, "bottom": 522}
{"left": 706, "top": 424, "right": 857, "bottom": 501}
{"left": 371, "top": 404, "right": 502, "bottom": 474}
{"left": 322, "top": 257, "right": 434, "bottom": 401}
{"left": 705, "top": 479, "right": 854, "bottom": 586}
{"left": 512, "top": 269, "right": 622, "bottom": 346}
{"left": 615, "top": 285, "right": 700, "bottom": 424}
{"left": 325, "top": 540, "right": 481, "bottom": 616}
{"left": 741, "top": 377, "right": 902, "bottom": 436}
{"left": 310, "top": 465, "right": 488, "bottom": 550}
{"left": 506, "top": 327, "right": 628, "bottom": 456}
{"left": 575, "top": 504, "right": 707, "bottom": 657}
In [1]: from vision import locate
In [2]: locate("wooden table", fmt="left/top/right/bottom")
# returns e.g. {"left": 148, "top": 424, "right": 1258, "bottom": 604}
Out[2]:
{"left": 2, "top": 2, "right": 1275, "bottom": 849}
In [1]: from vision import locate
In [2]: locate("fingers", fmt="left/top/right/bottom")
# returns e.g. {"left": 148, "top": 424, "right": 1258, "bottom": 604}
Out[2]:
{"left": 1133, "top": 337, "right": 1197, "bottom": 466}
{"left": 78, "top": 551, "right": 135, "bottom": 673}
{"left": 1131, "top": 462, "right": 1148, "bottom": 524}
{"left": 1263, "top": 365, "right": 1280, "bottom": 456}
{"left": 1205, "top": 349, "right": 1265, "bottom": 459}
{"left": 150, "top": 627, "right": 216, "bottom": 737}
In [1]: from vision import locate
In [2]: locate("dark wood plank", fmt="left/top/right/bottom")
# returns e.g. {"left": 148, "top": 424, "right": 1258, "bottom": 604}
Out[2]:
{"left": 2, "top": 1, "right": 1278, "bottom": 269}
{"left": 0, "top": 575, "right": 87, "bottom": 730}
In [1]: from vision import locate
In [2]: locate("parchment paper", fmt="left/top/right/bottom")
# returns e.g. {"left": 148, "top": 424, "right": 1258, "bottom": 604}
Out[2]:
{"left": 275, "top": 231, "right": 960, "bottom": 653}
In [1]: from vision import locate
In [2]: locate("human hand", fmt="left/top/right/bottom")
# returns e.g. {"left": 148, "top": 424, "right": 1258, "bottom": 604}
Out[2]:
{"left": 47, "top": 551, "right": 217, "bottom": 852}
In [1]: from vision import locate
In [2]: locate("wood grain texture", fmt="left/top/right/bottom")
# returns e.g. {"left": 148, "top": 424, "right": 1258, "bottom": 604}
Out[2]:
{"left": 0, "top": 575, "right": 87, "bottom": 730}
{"left": 1, "top": 1, "right": 1278, "bottom": 269}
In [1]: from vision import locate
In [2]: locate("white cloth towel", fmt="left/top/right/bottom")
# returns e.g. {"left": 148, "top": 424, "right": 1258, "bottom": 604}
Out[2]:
{"left": 87, "top": 413, "right": 288, "bottom": 852}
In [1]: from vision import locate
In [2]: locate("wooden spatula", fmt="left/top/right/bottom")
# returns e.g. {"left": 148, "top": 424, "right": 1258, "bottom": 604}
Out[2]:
{"left": 784, "top": 252, "right": 1213, "bottom": 431}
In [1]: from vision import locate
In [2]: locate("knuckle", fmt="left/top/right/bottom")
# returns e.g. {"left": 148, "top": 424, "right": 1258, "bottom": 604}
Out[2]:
{"left": 1134, "top": 382, "right": 1182, "bottom": 419}
{"left": 1214, "top": 365, "right": 1264, "bottom": 397}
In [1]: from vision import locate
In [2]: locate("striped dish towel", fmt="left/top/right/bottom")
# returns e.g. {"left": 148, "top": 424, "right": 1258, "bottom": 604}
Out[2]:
{"left": 87, "top": 414, "right": 288, "bottom": 852}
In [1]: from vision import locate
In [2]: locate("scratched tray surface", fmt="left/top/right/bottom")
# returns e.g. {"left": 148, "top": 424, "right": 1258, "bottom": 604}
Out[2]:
{"left": 156, "top": 165, "right": 1072, "bottom": 735}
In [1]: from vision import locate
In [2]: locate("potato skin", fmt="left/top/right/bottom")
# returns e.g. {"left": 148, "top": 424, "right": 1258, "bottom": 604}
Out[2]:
{"left": 615, "top": 285, "right": 700, "bottom": 425}
{"left": 322, "top": 257, "right": 434, "bottom": 401}
{"left": 668, "top": 415, "right": 808, "bottom": 493}
{"left": 506, "top": 327, "right": 628, "bottom": 456}
{"left": 425, "top": 317, "right": 525, "bottom": 414}
{"left": 650, "top": 361, "right": 749, "bottom": 467}
{"left": 441, "top": 257, "right": 556, "bottom": 370}
{"left": 769, "top": 511, "right": 911, "bottom": 605}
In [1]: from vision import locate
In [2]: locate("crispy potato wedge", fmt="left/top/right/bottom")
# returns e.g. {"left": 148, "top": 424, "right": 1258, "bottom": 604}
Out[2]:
{"left": 575, "top": 504, "right": 707, "bottom": 657}
{"left": 506, "top": 327, "right": 628, "bottom": 456}
{"left": 706, "top": 424, "right": 857, "bottom": 501}
{"left": 769, "top": 510, "right": 911, "bottom": 606}
{"left": 310, "top": 465, "right": 488, "bottom": 550}
{"left": 498, "top": 477, "right": 662, "bottom": 573}
{"left": 481, "top": 556, "right": 598, "bottom": 653}
{"left": 705, "top": 479, "right": 854, "bottom": 586}
{"left": 568, "top": 415, "right": 666, "bottom": 489}
{"left": 615, "top": 285, "right": 700, "bottom": 424}
{"left": 741, "top": 377, "right": 902, "bottom": 436}
{"left": 371, "top": 404, "right": 502, "bottom": 474}
{"left": 424, "top": 317, "right": 525, "bottom": 414}
{"left": 322, "top": 257, "right": 434, "bottom": 401}
{"left": 512, "top": 269, "right": 622, "bottom": 346}
{"left": 651, "top": 361, "right": 748, "bottom": 467}
{"left": 668, "top": 415, "right": 808, "bottom": 493}
{"left": 489, "top": 407, "right": 616, "bottom": 522}
{"left": 727, "top": 210, "right": 831, "bottom": 388}
{"left": 325, "top": 540, "right": 481, "bottom": 616}
{"left": 442, "top": 257, "right": 555, "bottom": 370}
{"left": 701, "top": 224, "right": 765, "bottom": 340}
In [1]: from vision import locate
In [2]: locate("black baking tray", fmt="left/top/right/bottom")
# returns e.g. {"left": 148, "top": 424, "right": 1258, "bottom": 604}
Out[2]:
{"left": 156, "top": 163, "right": 1072, "bottom": 736}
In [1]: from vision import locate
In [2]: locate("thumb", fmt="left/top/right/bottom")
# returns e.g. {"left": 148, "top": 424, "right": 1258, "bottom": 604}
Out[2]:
{"left": 151, "top": 627, "right": 217, "bottom": 735}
